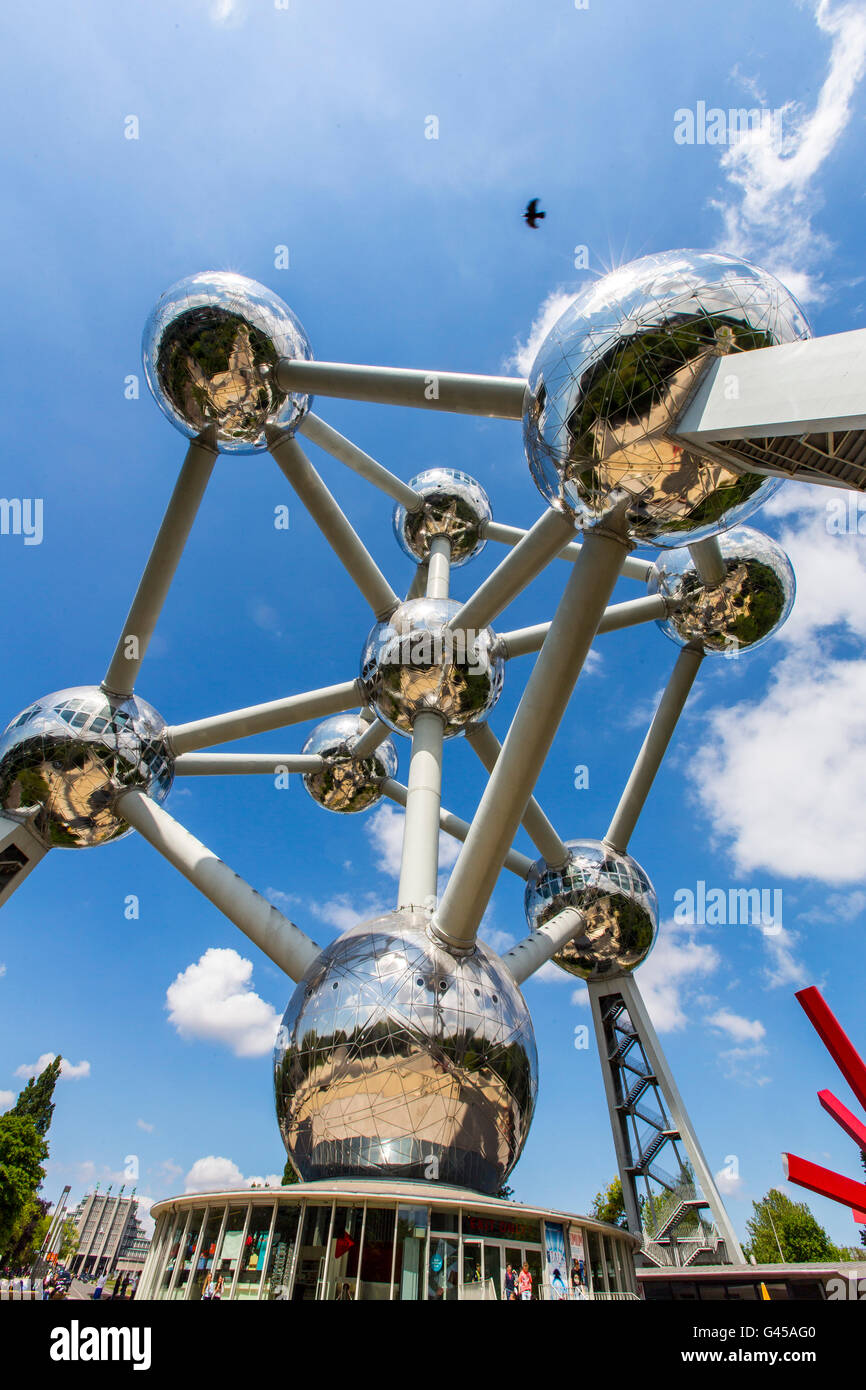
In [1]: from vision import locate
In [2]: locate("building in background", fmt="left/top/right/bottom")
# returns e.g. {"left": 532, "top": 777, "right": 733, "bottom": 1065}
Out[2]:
{"left": 70, "top": 1188, "right": 151, "bottom": 1278}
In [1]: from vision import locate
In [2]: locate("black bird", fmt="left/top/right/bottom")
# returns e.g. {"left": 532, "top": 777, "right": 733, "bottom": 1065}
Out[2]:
{"left": 524, "top": 198, "right": 546, "bottom": 228}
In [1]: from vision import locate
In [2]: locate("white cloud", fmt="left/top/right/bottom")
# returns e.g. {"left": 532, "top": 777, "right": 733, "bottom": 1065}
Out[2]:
{"left": 761, "top": 923, "right": 809, "bottom": 990}
{"left": 308, "top": 892, "right": 388, "bottom": 932}
{"left": 136, "top": 1119, "right": 154, "bottom": 1133}
{"left": 507, "top": 288, "right": 579, "bottom": 376}
{"left": 365, "top": 804, "right": 460, "bottom": 879}
{"left": 707, "top": 1009, "right": 766, "bottom": 1044}
{"left": 714, "top": 1166, "right": 744, "bottom": 1197}
{"left": 713, "top": 0, "right": 866, "bottom": 302}
{"left": 0, "top": 963, "right": 6, "bottom": 977}
{"left": 799, "top": 888, "right": 866, "bottom": 924}
{"left": 630, "top": 922, "right": 721, "bottom": 1033}
{"left": 690, "top": 651, "right": 866, "bottom": 883}
{"left": 0, "top": 1089, "right": 14, "bottom": 1110}
{"left": 15, "top": 1054, "right": 90, "bottom": 1081}
{"left": 184, "top": 1155, "right": 281, "bottom": 1194}
{"left": 165, "top": 948, "right": 281, "bottom": 1058}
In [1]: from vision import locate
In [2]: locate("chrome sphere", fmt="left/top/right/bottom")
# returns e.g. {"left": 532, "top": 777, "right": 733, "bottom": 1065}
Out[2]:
{"left": 300, "top": 713, "right": 398, "bottom": 814}
{"left": 524, "top": 839, "right": 658, "bottom": 980}
{"left": 142, "top": 271, "right": 312, "bottom": 452}
{"left": 0, "top": 687, "right": 173, "bottom": 848}
{"left": 274, "top": 910, "right": 537, "bottom": 1194}
{"left": 649, "top": 526, "right": 795, "bottom": 654}
{"left": 360, "top": 597, "right": 504, "bottom": 737}
{"left": 393, "top": 468, "right": 492, "bottom": 567}
{"left": 523, "top": 250, "right": 810, "bottom": 546}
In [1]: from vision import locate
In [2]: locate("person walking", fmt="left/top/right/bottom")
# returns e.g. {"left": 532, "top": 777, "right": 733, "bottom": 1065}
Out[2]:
{"left": 503, "top": 1263, "right": 517, "bottom": 1301}
{"left": 212, "top": 1274, "right": 225, "bottom": 1301}
{"left": 92, "top": 1272, "right": 107, "bottom": 1301}
{"left": 518, "top": 1262, "right": 532, "bottom": 1301}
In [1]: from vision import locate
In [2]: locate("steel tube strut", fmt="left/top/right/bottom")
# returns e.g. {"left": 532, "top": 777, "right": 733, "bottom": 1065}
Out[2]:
{"left": 381, "top": 780, "right": 533, "bottom": 879}
{"left": 275, "top": 360, "right": 527, "bottom": 419}
{"left": 167, "top": 678, "right": 364, "bottom": 754}
{"left": 173, "top": 754, "right": 324, "bottom": 776}
{"left": 432, "top": 524, "right": 630, "bottom": 950}
{"left": 117, "top": 790, "right": 321, "bottom": 981}
{"left": 103, "top": 430, "right": 218, "bottom": 696}
{"left": 466, "top": 723, "right": 569, "bottom": 867}
{"left": 267, "top": 427, "right": 399, "bottom": 619}
{"left": 299, "top": 413, "right": 422, "bottom": 510}
{"left": 497, "top": 594, "right": 669, "bottom": 660}
{"left": 481, "top": 518, "right": 654, "bottom": 581}
{"left": 448, "top": 509, "right": 576, "bottom": 634}
{"left": 501, "top": 907, "right": 585, "bottom": 985}
{"left": 605, "top": 646, "right": 703, "bottom": 853}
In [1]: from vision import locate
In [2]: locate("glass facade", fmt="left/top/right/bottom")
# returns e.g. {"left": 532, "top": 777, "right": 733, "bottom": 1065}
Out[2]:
{"left": 142, "top": 1189, "right": 637, "bottom": 1302}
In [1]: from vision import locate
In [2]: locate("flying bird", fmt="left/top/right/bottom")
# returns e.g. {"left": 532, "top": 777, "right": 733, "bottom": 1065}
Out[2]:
{"left": 524, "top": 198, "right": 546, "bottom": 228}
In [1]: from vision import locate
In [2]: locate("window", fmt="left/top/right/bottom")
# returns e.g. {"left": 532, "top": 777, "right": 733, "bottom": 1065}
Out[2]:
{"left": 211, "top": 1205, "right": 248, "bottom": 1294}
{"left": 394, "top": 1207, "right": 428, "bottom": 1301}
{"left": 294, "top": 1204, "right": 333, "bottom": 1301}
{"left": 356, "top": 1207, "right": 395, "bottom": 1301}
{"left": 171, "top": 1210, "right": 204, "bottom": 1300}
{"left": 235, "top": 1206, "right": 273, "bottom": 1300}
{"left": 586, "top": 1231, "right": 604, "bottom": 1292}
{"left": 323, "top": 1205, "right": 365, "bottom": 1300}
{"left": 262, "top": 1203, "right": 300, "bottom": 1301}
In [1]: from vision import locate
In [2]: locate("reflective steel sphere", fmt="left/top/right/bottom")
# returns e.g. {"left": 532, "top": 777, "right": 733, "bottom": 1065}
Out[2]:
{"left": 142, "top": 271, "right": 312, "bottom": 452}
{"left": 300, "top": 713, "right": 398, "bottom": 814}
{"left": 523, "top": 250, "right": 810, "bottom": 546}
{"left": 524, "top": 839, "right": 658, "bottom": 980}
{"left": 274, "top": 910, "right": 537, "bottom": 1194}
{"left": 360, "top": 597, "right": 504, "bottom": 737}
{"left": 648, "top": 526, "right": 795, "bottom": 654}
{"left": 0, "top": 687, "right": 173, "bottom": 848}
{"left": 393, "top": 468, "right": 492, "bottom": 567}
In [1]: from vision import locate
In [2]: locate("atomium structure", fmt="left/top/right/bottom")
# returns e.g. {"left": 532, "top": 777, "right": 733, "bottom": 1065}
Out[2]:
{"left": 4, "top": 248, "right": 865, "bottom": 1266}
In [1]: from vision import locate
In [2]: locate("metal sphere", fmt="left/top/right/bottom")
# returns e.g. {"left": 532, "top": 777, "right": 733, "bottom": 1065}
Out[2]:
{"left": 142, "top": 271, "right": 312, "bottom": 453}
{"left": 274, "top": 909, "right": 537, "bottom": 1194}
{"left": 300, "top": 713, "right": 398, "bottom": 815}
{"left": 523, "top": 249, "right": 810, "bottom": 546}
{"left": 648, "top": 525, "right": 795, "bottom": 654}
{"left": 524, "top": 839, "right": 658, "bottom": 981}
{"left": 0, "top": 687, "right": 173, "bottom": 848}
{"left": 360, "top": 597, "right": 504, "bottom": 738}
{"left": 393, "top": 467, "right": 492, "bottom": 567}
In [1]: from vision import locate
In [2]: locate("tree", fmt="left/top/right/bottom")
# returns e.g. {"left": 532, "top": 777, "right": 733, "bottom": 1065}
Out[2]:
{"left": 58, "top": 1216, "right": 79, "bottom": 1266}
{"left": 0, "top": 1057, "right": 62, "bottom": 1261}
{"left": 590, "top": 1176, "right": 628, "bottom": 1228}
{"left": 281, "top": 1158, "right": 299, "bottom": 1186}
{"left": 0, "top": 1116, "right": 48, "bottom": 1260}
{"left": 11, "top": 1056, "right": 61, "bottom": 1136}
{"left": 5, "top": 1196, "right": 50, "bottom": 1268}
{"left": 496, "top": 1183, "right": 515, "bottom": 1202}
{"left": 744, "top": 1188, "right": 852, "bottom": 1264}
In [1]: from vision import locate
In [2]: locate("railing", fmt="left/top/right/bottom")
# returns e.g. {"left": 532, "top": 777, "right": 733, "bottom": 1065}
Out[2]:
{"left": 0, "top": 1279, "right": 44, "bottom": 1300}
{"left": 460, "top": 1278, "right": 497, "bottom": 1301}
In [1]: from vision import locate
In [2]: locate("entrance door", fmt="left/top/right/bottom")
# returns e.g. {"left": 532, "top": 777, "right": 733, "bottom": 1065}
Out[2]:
{"left": 524, "top": 1248, "right": 543, "bottom": 1301}
{"left": 504, "top": 1247, "right": 522, "bottom": 1302}
{"left": 462, "top": 1240, "right": 483, "bottom": 1292}
{"left": 483, "top": 1244, "right": 502, "bottom": 1300}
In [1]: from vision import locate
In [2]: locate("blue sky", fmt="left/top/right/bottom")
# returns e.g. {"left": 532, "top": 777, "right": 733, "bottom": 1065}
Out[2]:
{"left": 1, "top": 0, "right": 866, "bottom": 1247}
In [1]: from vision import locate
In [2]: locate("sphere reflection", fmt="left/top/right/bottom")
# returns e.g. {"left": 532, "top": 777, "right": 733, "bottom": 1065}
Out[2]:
{"left": 648, "top": 526, "right": 795, "bottom": 654}
{"left": 523, "top": 250, "right": 810, "bottom": 546}
{"left": 142, "top": 271, "right": 312, "bottom": 452}
{"left": 393, "top": 468, "right": 491, "bottom": 567}
{"left": 360, "top": 597, "right": 504, "bottom": 737}
{"left": 274, "top": 910, "right": 537, "bottom": 1194}
{"left": 301, "top": 713, "right": 398, "bottom": 814}
{"left": 0, "top": 687, "right": 173, "bottom": 848}
{"left": 524, "top": 839, "right": 658, "bottom": 980}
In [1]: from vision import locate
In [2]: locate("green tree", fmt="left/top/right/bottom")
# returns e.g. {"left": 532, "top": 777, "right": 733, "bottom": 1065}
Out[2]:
{"left": 0, "top": 1056, "right": 62, "bottom": 1261}
{"left": 58, "top": 1216, "right": 79, "bottom": 1265}
{"left": 281, "top": 1158, "right": 299, "bottom": 1186}
{"left": 496, "top": 1183, "right": 515, "bottom": 1202}
{"left": 11, "top": 1055, "right": 61, "bottom": 1136}
{"left": 0, "top": 1116, "right": 48, "bottom": 1259}
{"left": 744, "top": 1188, "right": 851, "bottom": 1263}
{"left": 590, "top": 1176, "right": 628, "bottom": 1228}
